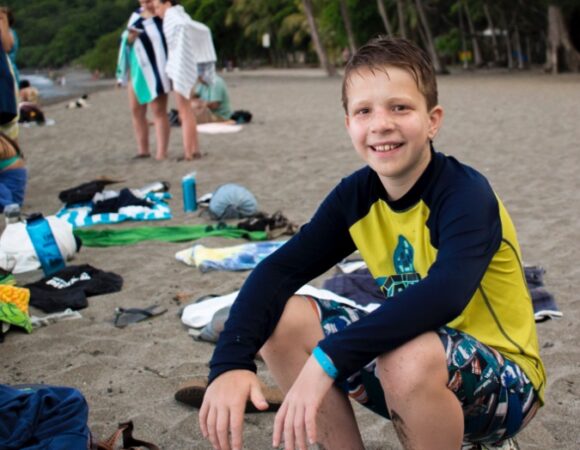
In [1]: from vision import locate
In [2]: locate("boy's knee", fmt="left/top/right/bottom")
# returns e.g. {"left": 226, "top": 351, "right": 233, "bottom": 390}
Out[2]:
{"left": 375, "top": 332, "right": 448, "bottom": 398}
{"left": 261, "top": 295, "right": 321, "bottom": 355}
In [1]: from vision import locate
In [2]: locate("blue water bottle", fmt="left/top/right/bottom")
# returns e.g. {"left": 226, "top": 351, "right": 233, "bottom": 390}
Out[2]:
{"left": 182, "top": 172, "right": 198, "bottom": 212}
{"left": 26, "top": 213, "right": 66, "bottom": 276}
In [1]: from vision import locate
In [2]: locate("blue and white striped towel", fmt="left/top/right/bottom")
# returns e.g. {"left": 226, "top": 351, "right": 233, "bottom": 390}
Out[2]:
{"left": 56, "top": 192, "right": 172, "bottom": 228}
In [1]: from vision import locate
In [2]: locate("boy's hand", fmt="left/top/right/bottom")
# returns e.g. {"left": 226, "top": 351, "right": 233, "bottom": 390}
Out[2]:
{"left": 273, "top": 355, "right": 334, "bottom": 450}
{"left": 199, "top": 370, "right": 268, "bottom": 450}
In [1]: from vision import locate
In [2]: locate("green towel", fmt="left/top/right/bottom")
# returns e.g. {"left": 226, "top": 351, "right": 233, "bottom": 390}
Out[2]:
{"left": 74, "top": 225, "right": 267, "bottom": 247}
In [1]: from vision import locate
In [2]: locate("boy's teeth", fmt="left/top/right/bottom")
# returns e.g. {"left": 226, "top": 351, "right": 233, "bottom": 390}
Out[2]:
{"left": 374, "top": 144, "right": 400, "bottom": 152}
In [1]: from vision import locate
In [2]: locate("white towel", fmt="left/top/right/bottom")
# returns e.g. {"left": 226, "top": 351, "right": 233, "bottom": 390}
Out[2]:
{"left": 163, "top": 5, "right": 217, "bottom": 98}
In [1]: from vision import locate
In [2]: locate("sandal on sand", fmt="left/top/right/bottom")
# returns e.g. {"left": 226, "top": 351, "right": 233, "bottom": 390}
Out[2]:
{"left": 113, "top": 305, "right": 167, "bottom": 328}
{"left": 93, "top": 420, "right": 159, "bottom": 450}
{"left": 174, "top": 378, "right": 284, "bottom": 413}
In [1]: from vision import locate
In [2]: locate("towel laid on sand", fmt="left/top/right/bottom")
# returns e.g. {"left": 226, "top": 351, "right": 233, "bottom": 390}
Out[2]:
{"left": 75, "top": 225, "right": 267, "bottom": 247}
{"left": 181, "top": 284, "right": 379, "bottom": 330}
{"left": 56, "top": 191, "right": 171, "bottom": 228}
{"left": 175, "top": 241, "right": 285, "bottom": 272}
{"left": 197, "top": 123, "right": 242, "bottom": 134}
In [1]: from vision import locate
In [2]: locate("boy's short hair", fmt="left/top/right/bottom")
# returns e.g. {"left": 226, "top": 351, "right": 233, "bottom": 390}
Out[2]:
{"left": 342, "top": 36, "right": 438, "bottom": 113}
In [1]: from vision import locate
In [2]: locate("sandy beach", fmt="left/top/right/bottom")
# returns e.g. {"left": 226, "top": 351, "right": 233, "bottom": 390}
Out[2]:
{"left": 3, "top": 68, "right": 580, "bottom": 449}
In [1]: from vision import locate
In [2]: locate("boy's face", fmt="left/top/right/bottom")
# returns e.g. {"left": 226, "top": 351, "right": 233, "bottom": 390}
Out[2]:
{"left": 345, "top": 66, "right": 443, "bottom": 199}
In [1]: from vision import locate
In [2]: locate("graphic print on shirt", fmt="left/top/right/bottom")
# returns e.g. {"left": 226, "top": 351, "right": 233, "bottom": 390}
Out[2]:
{"left": 376, "top": 235, "right": 421, "bottom": 298}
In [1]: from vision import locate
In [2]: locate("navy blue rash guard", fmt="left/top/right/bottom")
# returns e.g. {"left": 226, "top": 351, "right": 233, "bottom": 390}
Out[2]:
{"left": 208, "top": 149, "right": 546, "bottom": 396}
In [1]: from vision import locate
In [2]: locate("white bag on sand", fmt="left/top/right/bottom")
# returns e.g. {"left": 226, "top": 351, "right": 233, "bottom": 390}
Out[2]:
{"left": 0, "top": 216, "right": 79, "bottom": 273}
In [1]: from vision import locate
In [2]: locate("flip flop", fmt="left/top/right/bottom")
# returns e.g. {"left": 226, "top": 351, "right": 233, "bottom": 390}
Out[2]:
{"left": 113, "top": 305, "right": 167, "bottom": 328}
{"left": 174, "top": 377, "right": 284, "bottom": 413}
{"left": 94, "top": 420, "right": 160, "bottom": 450}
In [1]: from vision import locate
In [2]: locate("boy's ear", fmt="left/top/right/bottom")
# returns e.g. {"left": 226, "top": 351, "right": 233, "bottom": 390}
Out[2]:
{"left": 427, "top": 105, "right": 444, "bottom": 140}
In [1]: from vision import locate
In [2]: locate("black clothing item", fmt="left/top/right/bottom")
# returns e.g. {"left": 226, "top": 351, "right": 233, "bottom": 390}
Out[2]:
{"left": 58, "top": 180, "right": 119, "bottom": 206}
{"left": 322, "top": 267, "right": 383, "bottom": 307}
{"left": 25, "top": 264, "right": 123, "bottom": 313}
{"left": 90, "top": 188, "right": 152, "bottom": 215}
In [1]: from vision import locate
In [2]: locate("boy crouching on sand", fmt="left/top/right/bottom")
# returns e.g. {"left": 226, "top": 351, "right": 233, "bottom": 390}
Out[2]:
{"left": 199, "top": 37, "right": 545, "bottom": 450}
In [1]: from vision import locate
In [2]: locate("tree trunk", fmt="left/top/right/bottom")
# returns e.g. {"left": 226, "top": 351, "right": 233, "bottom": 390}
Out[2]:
{"left": 377, "top": 0, "right": 394, "bottom": 37}
{"left": 513, "top": 23, "right": 525, "bottom": 69}
{"left": 546, "top": 4, "right": 580, "bottom": 73}
{"left": 458, "top": 4, "right": 469, "bottom": 69}
{"left": 397, "top": 0, "right": 407, "bottom": 39}
{"left": 339, "top": 0, "right": 357, "bottom": 54}
{"left": 414, "top": 0, "right": 446, "bottom": 73}
{"left": 463, "top": 0, "right": 483, "bottom": 66}
{"left": 302, "top": 0, "right": 336, "bottom": 76}
{"left": 483, "top": 1, "right": 501, "bottom": 65}
{"left": 500, "top": 10, "right": 514, "bottom": 70}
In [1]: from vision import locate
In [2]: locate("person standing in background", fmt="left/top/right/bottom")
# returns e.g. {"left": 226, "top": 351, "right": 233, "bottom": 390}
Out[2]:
{"left": 117, "top": 0, "right": 171, "bottom": 160}
{"left": 153, "top": 0, "right": 217, "bottom": 161}
{"left": 3, "top": 7, "right": 17, "bottom": 86}
{"left": 0, "top": 7, "right": 18, "bottom": 142}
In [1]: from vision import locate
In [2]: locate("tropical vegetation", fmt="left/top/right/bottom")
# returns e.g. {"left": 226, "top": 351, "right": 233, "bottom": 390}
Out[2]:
{"left": 2, "top": 0, "right": 579, "bottom": 76}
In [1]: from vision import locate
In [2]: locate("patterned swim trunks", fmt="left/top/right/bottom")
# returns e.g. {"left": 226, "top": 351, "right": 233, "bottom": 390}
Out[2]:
{"left": 305, "top": 296, "right": 540, "bottom": 445}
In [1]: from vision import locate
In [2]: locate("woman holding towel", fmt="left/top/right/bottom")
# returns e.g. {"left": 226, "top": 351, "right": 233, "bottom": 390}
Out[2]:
{"left": 116, "top": 0, "right": 171, "bottom": 160}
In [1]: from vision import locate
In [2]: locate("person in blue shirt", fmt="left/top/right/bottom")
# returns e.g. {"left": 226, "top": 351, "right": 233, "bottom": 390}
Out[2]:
{"left": 199, "top": 37, "right": 545, "bottom": 450}
{"left": 191, "top": 74, "right": 233, "bottom": 123}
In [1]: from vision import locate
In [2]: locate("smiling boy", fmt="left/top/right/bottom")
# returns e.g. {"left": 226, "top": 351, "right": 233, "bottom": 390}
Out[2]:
{"left": 199, "top": 37, "right": 545, "bottom": 450}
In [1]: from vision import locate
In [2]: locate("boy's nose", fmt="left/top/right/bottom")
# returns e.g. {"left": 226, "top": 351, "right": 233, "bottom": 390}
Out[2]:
{"left": 370, "top": 109, "right": 395, "bottom": 133}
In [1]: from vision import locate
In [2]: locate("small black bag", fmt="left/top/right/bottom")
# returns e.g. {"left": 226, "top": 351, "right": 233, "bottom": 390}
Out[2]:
{"left": 230, "top": 109, "right": 252, "bottom": 124}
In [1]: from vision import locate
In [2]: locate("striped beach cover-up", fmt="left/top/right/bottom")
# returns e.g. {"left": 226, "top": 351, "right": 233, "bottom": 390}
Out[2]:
{"left": 163, "top": 5, "right": 217, "bottom": 99}
{"left": 116, "top": 9, "right": 170, "bottom": 104}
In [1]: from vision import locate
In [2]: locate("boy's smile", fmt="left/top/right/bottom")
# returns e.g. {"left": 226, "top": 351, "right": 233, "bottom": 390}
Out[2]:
{"left": 345, "top": 66, "right": 443, "bottom": 200}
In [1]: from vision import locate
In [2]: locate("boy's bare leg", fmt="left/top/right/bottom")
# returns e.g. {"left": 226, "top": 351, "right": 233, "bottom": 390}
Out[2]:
{"left": 175, "top": 92, "right": 200, "bottom": 159}
{"left": 149, "top": 93, "right": 170, "bottom": 160}
{"left": 128, "top": 85, "right": 149, "bottom": 156}
{"left": 376, "top": 332, "right": 464, "bottom": 450}
{"left": 260, "top": 296, "right": 365, "bottom": 450}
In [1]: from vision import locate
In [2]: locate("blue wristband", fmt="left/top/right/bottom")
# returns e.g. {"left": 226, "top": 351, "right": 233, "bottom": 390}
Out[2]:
{"left": 312, "top": 346, "right": 338, "bottom": 379}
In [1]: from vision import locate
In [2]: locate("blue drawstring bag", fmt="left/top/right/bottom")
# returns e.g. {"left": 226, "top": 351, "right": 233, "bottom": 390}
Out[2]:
{"left": 208, "top": 184, "right": 258, "bottom": 220}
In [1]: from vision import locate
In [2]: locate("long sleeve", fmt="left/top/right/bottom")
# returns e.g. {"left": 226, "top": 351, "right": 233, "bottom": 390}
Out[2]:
{"left": 208, "top": 185, "right": 357, "bottom": 382}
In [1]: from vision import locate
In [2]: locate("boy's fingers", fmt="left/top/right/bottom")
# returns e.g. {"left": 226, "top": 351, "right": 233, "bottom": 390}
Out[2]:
{"left": 206, "top": 407, "right": 220, "bottom": 449}
{"left": 216, "top": 407, "right": 231, "bottom": 450}
{"left": 249, "top": 384, "right": 269, "bottom": 411}
{"left": 283, "top": 404, "right": 296, "bottom": 450}
{"left": 305, "top": 407, "right": 317, "bottom": 445}
{"left": 199, "top": 400, "right": 209, "bottom": 438}
{"left": 229, "top": 406, "right": 244, "bottom": 450}
{"left": 272, "top": 402, "right": 288, "bottom": 447}
{"left": 293, "top": 406, "right": 307, "bottom": 450}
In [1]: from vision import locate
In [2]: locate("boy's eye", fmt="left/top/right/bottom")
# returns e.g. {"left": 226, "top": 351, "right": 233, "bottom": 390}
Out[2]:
{"left": 392, "top": 105, "right": 408, "bottom": 112}
{"left": 354, "top": 108, "right": 370, "bottom": 115}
